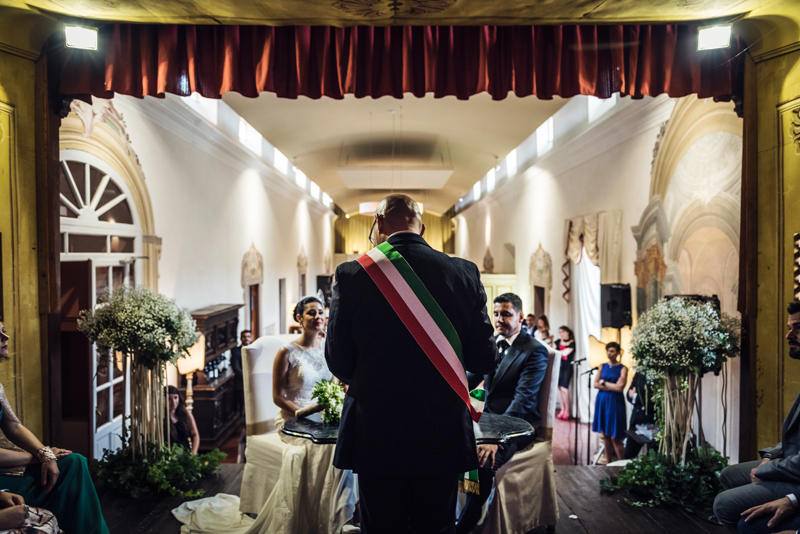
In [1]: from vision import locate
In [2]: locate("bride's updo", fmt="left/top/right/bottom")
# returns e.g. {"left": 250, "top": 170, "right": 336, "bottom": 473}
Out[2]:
{"left": 294, "top": 296, "right": 323, "bottom": 322}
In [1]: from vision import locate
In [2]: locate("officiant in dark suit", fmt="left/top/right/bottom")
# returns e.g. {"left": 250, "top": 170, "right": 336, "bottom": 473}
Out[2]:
{"left": 326, "top": 194, "right": 497, "bottom": 534}
{"left": 456, "top": 292, "right": 549, "bottom": 534}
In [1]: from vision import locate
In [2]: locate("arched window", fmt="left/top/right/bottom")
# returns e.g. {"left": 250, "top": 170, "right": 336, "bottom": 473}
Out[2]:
{"left": 59, "top": 149, "right": 143, "bottom": 459}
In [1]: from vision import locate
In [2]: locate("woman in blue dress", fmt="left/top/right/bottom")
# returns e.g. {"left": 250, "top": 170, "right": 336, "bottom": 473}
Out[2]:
{"left": 0, "top": 321, "right": 110, "bottom": 534}
{"left": 592, "top": 341, "right": 628, "bottom": 463}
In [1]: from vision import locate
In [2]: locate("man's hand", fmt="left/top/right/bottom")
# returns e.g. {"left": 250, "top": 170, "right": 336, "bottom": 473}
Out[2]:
{"left": 0, "top": 492, "right": 23, "bottom": 509}
{"left": 41, "top": 459, "right": 59, "bottom": 493}
{"left": 742, "top": 496, "right": 796, "bottom": 528}
{"left": 0, "top": 505, "right": 26, "bottom": 530}
{"left": 477, "top": 444, "right": 503, "bottom": 469}
{"left": 751, "top": 458, "right": 771, "bottom": 483}
{"left": 628, "top": 386, "right": 637, "bottom": 400}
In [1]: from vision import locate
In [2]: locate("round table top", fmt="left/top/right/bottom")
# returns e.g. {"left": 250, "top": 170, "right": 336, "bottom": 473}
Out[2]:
{"left": 281, "top": 412, "right": 534, "bottom": 445}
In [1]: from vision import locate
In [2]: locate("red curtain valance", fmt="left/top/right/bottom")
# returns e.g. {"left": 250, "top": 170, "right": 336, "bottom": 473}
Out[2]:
{"left": 56, "top": 24, "right": 743, "bottom": 102}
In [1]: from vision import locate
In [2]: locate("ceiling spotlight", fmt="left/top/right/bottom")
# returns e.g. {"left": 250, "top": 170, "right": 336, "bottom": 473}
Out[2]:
{"left": 459, "top": 198, "right": 463, "bottom": 202}
{"left": 345, "top": 214, "right": 350, "bottom": 219}
{"left": 64, "top": 25, "right": 99, "bottom": 50}
{"left": 697, "top": 24, "right": 732, "bottom": 51}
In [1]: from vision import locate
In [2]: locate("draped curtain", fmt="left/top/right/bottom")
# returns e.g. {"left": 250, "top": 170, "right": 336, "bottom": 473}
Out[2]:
{"left": 54, "top": 24, "right": 744, "bottom": 102}
{"left": 570, "top": 247, "right": 602, "bottom": 423}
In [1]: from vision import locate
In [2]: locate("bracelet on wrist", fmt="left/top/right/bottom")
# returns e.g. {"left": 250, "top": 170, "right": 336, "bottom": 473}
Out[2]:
{"left": 37, "top": 446, "right": 56, "bottom": 463}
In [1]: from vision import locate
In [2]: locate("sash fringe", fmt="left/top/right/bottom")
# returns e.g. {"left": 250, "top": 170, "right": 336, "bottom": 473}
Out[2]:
{"left": 458, "top": 479, "right": 480, "bottom": 495}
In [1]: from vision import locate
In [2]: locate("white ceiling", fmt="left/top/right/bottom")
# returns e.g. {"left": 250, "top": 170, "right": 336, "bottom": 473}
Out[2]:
{"left": 223, "top": 91, "right": 566, "bottom": 213}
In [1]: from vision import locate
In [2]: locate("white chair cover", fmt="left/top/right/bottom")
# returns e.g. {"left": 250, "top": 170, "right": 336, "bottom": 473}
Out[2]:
{"left": 482, "top": 338, "right": 561, "bottom": 533}
{"left": 239, "top": 334, "right": 297, "bottom": 514}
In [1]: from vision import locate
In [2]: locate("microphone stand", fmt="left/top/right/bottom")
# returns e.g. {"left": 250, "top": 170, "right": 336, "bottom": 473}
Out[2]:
{"left": 571, "top": 358, "right": 586, "bottom": 466}
{"left": 582, "top": 365, "right": 599, "bottom": 465}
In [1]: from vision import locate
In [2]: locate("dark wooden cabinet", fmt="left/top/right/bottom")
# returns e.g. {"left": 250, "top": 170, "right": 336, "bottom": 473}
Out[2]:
{"left": 179, "top": 303, "right": 243, "bottom": 452}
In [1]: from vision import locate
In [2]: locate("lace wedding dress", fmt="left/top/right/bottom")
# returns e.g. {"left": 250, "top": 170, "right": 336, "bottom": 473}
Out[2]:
{"left": 173, "top": 343, "right": 358, "bottom": 534}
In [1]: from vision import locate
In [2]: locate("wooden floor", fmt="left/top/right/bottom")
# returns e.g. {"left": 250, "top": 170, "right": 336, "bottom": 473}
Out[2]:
{"left": 99, "top": 464, "right": 726, "bottom": 534}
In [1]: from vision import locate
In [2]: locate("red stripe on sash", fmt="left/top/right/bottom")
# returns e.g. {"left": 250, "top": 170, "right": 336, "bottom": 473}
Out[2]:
{"left": 357, "top": 253, "right": 481, "bottom": 423}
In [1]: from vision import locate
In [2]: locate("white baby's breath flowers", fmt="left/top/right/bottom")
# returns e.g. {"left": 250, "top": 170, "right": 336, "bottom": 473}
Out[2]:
{"left": 631, "top": 298, "right": 740, "bottom": 382}
{"left": 78, "top": 286, "right": 198, "bottom": 370}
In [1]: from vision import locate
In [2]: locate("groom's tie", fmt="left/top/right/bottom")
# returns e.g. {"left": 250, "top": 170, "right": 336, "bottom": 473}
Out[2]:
{"left": 497, "top": 338, "right": 510, "bottom": 354}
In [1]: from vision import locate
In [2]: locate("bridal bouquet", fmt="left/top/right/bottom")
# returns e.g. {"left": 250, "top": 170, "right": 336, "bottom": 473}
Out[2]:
{"left": 312, "top": 380, "right": 345, "bottom": 423}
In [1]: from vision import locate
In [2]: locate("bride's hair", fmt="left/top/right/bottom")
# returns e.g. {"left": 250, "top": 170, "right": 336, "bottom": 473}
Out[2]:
{"left": 293, "top": 296, "right": 323, "bottom": 323}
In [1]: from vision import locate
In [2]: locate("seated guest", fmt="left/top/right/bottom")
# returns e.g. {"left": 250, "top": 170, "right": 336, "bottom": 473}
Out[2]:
{"left": 534, "top": 314, "right": 554, "bottom": 346}
{"left": 523, "top": 313, "right": 537, "bottom": 336}
{"left": 166, "top": 386, "right": 200, "bottom": 454}
{"left": 593, "top": 342, "right": 628, "bottom": 463}
{"left": 556, "top": 326, "right": 576, "bottom": 420}
{"left": 0, "top": 490, "right": 62, "bottom": 534}
{"left": 457, "top": 292, "right": 549, "bottom": 534}
{"left": 714, "top": 302, "right": 800, "bottom": 532}
{"left": 624, "top": 370, "right": 656, "bottom": 459}
{"left": 739, "top": 494, "right": 800, "bottom": 533}
{"left": 0, "top": 321, "right": 109, "bottom": 534}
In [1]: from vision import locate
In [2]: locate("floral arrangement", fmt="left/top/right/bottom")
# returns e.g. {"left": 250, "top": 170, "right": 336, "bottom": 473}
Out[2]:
{"left": 629, "top": 298, "right": 739, "bottom": 464}
{"left": 78, "top": 286, "right": 198, "bottom": 370}
{"left": 630, "top": 298, "right": 740, "bottom": 384}
{"left": 78, "top": 286, "right": 198, "bottom": 458}
{"left": 312, "top": 380, "right": 346, "bottom": 423}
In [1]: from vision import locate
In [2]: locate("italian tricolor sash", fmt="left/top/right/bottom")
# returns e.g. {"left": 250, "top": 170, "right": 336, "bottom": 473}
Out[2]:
{"left": 357, "top": 241, "right": 482, "bottom": 493}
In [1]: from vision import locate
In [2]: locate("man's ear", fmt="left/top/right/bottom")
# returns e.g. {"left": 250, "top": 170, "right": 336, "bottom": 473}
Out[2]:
{"left": 419, "top": 223, "right": 426, "bottom": 237}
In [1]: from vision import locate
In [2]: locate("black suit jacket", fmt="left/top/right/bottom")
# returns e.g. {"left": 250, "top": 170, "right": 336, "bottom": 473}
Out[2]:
{"left": 467, "top": 331, "right": 549, "bottom": 434}
{"left": 230, "top": 345, "right": 244, "bottom": 392}
{"left": 325, "top": 233, "right": 497, "bottom": 475}
{"left": 626, "top": 371, "right": 655, "bottom": 427}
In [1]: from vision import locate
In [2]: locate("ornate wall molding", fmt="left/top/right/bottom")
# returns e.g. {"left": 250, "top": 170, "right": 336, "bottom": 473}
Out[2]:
{"left": 241, "top": 243, "right": 264, "bottom": 288}
{"left": 529, "top": 243, "right": 552, "bottom": 317}
{"left": 791, "top": 108, "right": 800, "bottom": 155}
{"left": 323, "top": 250, "right": 332, "bottom": 276}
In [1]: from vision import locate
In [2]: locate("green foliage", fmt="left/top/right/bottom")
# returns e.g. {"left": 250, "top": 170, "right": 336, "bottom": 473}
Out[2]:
{"left": 90, "top": 439, "right": 226, "bottom": 499}
{"left": 312, "top": 379, "right": 345, "bottom": 423}
{"left": 600, "top": 447, "right": 728, "bottom": 522}
{"left": 78, "top": 286, "right": 198, "bottom": 370}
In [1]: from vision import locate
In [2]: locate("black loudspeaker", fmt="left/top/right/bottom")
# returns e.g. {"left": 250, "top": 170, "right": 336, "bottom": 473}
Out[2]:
{"left": 601, "top": 284, "right": 632, "bottom": 329}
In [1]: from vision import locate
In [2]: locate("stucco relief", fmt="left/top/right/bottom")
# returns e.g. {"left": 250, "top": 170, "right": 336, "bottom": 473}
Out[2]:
{"left": 332, "top": 0, "right": 456, "bottom": 17}
{"left": 482, "top": 247, "right": 494, "bottom": 274}
{"left": 241, "top": 243, "right": 264, "bottom": 288}
{"left": 529, "top": 244, "right": 552, "bottom": 290}
{"left": 297, "top": 246, "right": 309, "bottom": 276}
{"left": 323, "top": 251, "right": 333, "bottom": 276}
{"left": 634, "top": 243, "right": 667, "bottom": 289}
{"left": 791, "top": 108, "right": 800, "bottom": 155}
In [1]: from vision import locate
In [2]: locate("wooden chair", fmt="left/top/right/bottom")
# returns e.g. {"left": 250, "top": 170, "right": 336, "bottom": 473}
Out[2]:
{"left": 238, "top": 334, "right": 296, "bottom": 514}
{"left": 481, "top": 339, "right": 561, "bottom": 533}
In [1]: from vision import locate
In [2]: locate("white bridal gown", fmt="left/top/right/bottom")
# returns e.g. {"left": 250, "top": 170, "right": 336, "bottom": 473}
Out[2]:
{"left": 173, "top": 343, "right": 358, "bottom": 534}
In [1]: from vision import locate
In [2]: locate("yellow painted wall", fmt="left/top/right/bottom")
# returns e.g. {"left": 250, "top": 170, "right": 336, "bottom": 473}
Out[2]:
{"left": 742, "top": 0, "right": 800, "bottom": 453}
{"left": 0, "top": 47, "right": 44, "bottom": 436}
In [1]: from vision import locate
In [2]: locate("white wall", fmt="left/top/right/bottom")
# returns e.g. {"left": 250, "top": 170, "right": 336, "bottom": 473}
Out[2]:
{"left": 455, "top": 95, "right": 676, "bottom": 332}
{"left": 113, "top": 94, "right": 334, "bottom": 362}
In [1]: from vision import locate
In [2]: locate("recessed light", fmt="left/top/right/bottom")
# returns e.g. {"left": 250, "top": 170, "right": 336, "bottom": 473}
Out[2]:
{"left": 65, "top": 25, "right": 99, "bottom": 50}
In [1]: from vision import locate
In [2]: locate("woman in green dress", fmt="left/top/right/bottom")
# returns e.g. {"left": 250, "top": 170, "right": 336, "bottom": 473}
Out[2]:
{"left": 0, "top": 321, "right": 109, "bottom": 534}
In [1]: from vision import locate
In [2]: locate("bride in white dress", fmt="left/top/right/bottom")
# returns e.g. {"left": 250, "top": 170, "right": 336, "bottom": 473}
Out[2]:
{"left": 173, "top": 297, "right": 358, "bottom": 534}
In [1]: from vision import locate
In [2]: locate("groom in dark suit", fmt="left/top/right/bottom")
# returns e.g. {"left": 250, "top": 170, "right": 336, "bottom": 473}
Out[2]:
{"left": 326, "top": 194, "right": 497, "bottom": 534}
{"left": 457, "top": 292, "right": 549, "bottom": 534}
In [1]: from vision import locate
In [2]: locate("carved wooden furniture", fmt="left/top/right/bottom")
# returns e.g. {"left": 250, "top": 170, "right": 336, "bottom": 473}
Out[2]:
{"left": 179, "top": 304, "right": 243, "bottom": 451}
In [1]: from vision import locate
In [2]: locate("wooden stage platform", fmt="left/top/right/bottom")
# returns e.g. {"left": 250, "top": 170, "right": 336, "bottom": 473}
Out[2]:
{"left": 99, "top": 464, "right": 726, "bottom": 534}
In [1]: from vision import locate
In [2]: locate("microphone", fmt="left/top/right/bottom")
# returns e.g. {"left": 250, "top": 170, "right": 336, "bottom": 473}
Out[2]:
{"left": 572, "top": 358, "right": 587, "bottom": 364}
{"left": 581, "top": 366, "right": 599, "bottom": 376}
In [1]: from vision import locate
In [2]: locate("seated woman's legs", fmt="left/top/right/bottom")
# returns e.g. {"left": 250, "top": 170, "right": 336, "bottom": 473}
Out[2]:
{"left": 15, "top": 453, "right": 109, "bottom": 534}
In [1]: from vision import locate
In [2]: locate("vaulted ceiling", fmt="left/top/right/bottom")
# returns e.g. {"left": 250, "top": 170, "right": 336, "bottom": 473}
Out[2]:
{"left": 6, "top": 0, "right": 775, "bottom": 25}
{"left": 224, "top": 91, "right": 565, "bottom": 214}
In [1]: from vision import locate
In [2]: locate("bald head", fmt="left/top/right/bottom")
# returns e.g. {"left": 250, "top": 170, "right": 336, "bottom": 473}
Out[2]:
{"left": 374, "top": 194, "right": 425, "bottom": 245}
